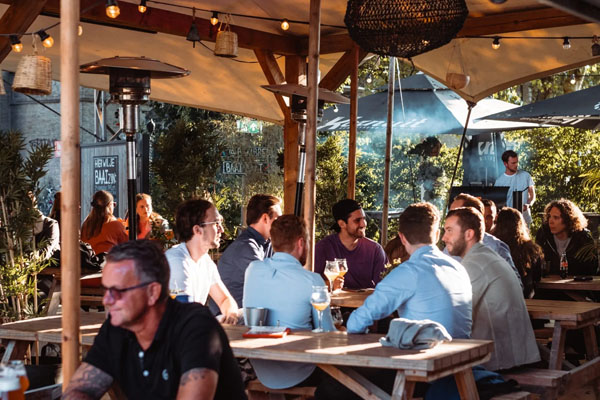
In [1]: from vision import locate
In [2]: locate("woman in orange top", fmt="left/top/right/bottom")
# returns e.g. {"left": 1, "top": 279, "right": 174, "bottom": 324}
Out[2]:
{"left": 133, "top": 193, "right": 169, "bottom": 239}
{"left": 81, "top": 190, "right": 128, "bottom": 254}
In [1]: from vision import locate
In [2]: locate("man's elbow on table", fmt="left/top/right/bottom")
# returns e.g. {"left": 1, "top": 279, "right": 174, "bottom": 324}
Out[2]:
{"left": 346, "top": 310, "right": 370, "bottom": 334}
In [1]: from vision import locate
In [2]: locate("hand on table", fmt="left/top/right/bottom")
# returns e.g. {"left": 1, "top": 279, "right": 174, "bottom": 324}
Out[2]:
{"left": 332, "top": 277, "right": 345, "bottom": 291}
{"left": 221, "top": 309, "right": 240, "bottom": 325}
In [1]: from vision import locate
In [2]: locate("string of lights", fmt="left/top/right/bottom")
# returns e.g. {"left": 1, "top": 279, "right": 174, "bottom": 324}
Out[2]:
{"left": 1, "top": 0, "right": 600, "bottom": 57}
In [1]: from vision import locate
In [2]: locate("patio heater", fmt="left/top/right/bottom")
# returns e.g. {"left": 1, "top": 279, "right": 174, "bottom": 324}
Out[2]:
{"left": 262, "top": 84, "right": 349, "bottom": 216}
{"left": 80, "top": 57, "right": 189, "bottom": 239}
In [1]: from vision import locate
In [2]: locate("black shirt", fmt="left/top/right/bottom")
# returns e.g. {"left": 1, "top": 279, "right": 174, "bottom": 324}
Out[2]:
{"left": 85, "top": 299, "right": 246, "bottom": 399}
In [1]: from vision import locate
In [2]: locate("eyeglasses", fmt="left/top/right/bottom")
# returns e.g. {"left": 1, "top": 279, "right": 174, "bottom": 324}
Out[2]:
{"left": 199, "top": 219, "right": 224, "bottom": 228}
{"left": 101, "top": 281, "right": 155, "bottom": 300}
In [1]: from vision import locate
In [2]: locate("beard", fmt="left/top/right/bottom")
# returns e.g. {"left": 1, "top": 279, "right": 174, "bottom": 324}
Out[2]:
{"left": 447, "top": 237, "right": 467, "bottom": 258}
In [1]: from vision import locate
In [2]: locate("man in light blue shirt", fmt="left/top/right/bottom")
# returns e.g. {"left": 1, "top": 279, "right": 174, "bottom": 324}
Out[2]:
{"left": 494, "top": 150, "right": 535, "bottom": 225}
{"left": 244, "top": 214, "right": 335, "bottom": 390}
{"left": 347, "top": 203, "right": 472, "bottom": 338}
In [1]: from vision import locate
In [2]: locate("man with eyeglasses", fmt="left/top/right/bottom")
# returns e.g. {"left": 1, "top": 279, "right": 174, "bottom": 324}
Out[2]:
{"left": 166, "top": 199, "right": 239, "bottom": 324}
{"left": 63, "top": 240, "right": 246, "bottom": 400}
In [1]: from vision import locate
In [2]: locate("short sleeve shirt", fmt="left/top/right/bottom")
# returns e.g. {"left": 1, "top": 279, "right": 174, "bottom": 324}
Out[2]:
{"left": 494, "top": 170, "right": 534, "bottom": 223}
{"left": 166, "top": 244, "right": 222, "bottom": 304}
{"left": 84, "top": 299, "right": 246, "bottom": 400}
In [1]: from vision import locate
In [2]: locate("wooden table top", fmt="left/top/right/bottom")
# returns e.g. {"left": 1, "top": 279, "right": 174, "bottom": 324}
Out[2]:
{"left": 525, "top": 299, "right": 600, "bottom": 323}
{"left": 537, "top": 275, "right": 600, "bottom": 291}
{"left": 0, "top": 312, "right": 492, "bottom": 380}
{"left": 330, "top": 289, "right": 372, "bottom": 308}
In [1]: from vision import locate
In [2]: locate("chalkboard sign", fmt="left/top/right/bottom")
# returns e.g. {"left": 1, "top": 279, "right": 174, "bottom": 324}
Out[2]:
{"left": 94, "top": 155, "right": 119, "bottom": 216}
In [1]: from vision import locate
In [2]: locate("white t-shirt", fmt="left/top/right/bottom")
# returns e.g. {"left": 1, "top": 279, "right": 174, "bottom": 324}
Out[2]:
{"left": 495, "top": 170, "right": 534, "bottom": 224}
{"left": 166, "top": 243, "right": 222, "bottom": 304}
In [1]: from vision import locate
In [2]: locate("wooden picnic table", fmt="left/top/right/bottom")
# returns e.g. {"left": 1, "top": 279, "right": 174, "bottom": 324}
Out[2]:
{"left": 0, "top": 312, "right": 493, "bottom": 400}
{"left": 330, "top": 289, "right": 374, "bottom": 308}
{"left": 537, "top": 275, "right": 600, "bottom": 301}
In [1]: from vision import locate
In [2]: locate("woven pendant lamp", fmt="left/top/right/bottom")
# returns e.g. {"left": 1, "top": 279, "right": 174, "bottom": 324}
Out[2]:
{"left": 12, "top": 39, "right": 52, "bottom": 96}
{"left": 345, "top": 0, "right": 469, "bottom": 58}
{"left": 214, "top": 15, "right": 238, "bottom": 58}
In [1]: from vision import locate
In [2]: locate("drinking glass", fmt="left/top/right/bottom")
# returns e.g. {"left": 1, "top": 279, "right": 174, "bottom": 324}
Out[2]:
{"left": 323, "top": 261, "right": 339, "bottom": 292}
{"left": 310, "top": 285, "right": 330, "bottom": 333}
{"left": 335, "top": 258, "right": 348, "bottom": 291}
{"left": 331, "top": 306, "right": 344, "bottom": 329}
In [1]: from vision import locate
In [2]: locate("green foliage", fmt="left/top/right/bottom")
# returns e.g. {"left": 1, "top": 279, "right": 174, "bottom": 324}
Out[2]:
{"left": 0, "top": 130, "right": 53, "bottom": 320}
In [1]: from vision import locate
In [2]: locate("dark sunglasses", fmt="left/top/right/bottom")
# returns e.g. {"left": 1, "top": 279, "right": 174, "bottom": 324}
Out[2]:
{"left": 101, "top": 281, "right": 155, "bottom": 300}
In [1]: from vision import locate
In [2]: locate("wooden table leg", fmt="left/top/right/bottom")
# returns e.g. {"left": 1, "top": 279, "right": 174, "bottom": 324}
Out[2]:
{"left": 391, "top": 370, "right": 415, "bottom": 400}
{"left": 583, "top": 325, "right": 599, "bottom": 360}
{"left": 317, "top": 364, "right": 390, "bottom": 400}
{"left": 549, "top": 323, "right": 567, "bottom": 370}
{"left": 454, "top": 368, "right": 479, "bottom": 400}
{"left": 1, "top": 340, "right": 30, "bottom": 363}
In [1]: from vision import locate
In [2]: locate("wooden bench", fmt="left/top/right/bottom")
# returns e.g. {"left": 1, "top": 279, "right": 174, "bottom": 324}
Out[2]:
{"left": 502, "top": 368, "right": 570, "bottom": 400}
{"left": 246, "top": 380, "right": 315, "bottom": 400}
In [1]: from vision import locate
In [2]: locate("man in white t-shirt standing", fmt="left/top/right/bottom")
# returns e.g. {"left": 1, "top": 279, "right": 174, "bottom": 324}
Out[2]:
{"left": 494, "top": 150, "right": 535, "bottom": 225}
{"left": 166, "top": 199, "right": 239, "bottom": 324}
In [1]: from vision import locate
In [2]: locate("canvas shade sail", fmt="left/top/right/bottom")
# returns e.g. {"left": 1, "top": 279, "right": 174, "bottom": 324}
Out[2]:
{"left": 318, "top": 74, "right": 540, "bottom": 134}
{"left": 2, "top": 0, "right": 600, "bottom": 123}
{"left": 481, "top": 84, "right": 600, "bottom": 130}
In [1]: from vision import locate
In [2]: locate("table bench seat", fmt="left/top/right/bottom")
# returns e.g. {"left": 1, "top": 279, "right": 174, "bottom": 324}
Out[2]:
{"left": 501, "top": 368, "right": 569, "bottom": 400}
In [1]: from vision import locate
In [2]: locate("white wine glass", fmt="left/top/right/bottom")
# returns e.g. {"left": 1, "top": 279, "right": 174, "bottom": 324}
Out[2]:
{"left": 323, "top": 261, "right": 339, "bottom": 292}
{"left": 310, "top": 285, "right": 330, "bottom": 333}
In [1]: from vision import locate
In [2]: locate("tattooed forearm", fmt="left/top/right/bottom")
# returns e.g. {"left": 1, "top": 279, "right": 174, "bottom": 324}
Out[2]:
{"left": 63, "top": 363, "right": 113, "bottom": 400}
{"left": 179, "top": 368, "right": 211, "bottom": 385}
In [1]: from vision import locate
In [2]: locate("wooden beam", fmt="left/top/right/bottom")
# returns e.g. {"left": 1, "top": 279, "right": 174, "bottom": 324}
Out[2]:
{"left": 283, "top": 55, "right": 303, "bottom": 215}
{"left": 539, "top": 0, "right": 600, "bottom": 24}
{"left": 0, "top": 0, "right": 48, "bottom": 64}
{"left": 254, "top": 49, "right": 289, "bottom": 118}
{"left": 319, "top": 48, "right": 368, "bottom": 92}
{"left": 458, "top": 7, "right": 589, "bottom": 37}
{"left": 33, "top": 0, "right": 301, "bottom": 55}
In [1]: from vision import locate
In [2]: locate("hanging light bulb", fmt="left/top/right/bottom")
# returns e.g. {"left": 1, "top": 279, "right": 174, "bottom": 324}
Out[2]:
{"left": 492, "top": 37, "right": 500, "bottom": 50}
{"left": 210, "top": 11, "right": 219, "bottom": 26}
{"left": 138, "top": 0, "right": 147, "bottom": 13}
{"left": 10, "top": 35, "right": 23, "bottom": 53}
{"left": 281, "top": 19, "right": 290, "bottom": 31}
{"left": 37, "top": 30, "right": 54, "bottom": 48}
{"left": 562, "top": 37, "right": 571, "bottom": 50}
{"left": 570, "top": 75, "right": 576, "bottom": 85}
{"left": 366, "top": 73, "right": 373, "bottom": 84}
{"left": 78, "top": 24, "right": 83, "bottom": 36}
{"left": 333, "top": 104, "right": 339, "bottom": 113}
{"left": 106, "top": 0, "right": 120, "bottom": 19}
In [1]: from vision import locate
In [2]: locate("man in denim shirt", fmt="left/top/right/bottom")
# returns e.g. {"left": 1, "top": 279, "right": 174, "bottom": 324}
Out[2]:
{"left": 218, "top": 194, "right": 281, "bottom": 307}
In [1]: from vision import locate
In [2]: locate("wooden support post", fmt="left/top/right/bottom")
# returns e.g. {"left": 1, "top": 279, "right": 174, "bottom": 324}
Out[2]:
{"left": 347, "top": 45, "right": 359, "bottom": 200}
{"left": 283, "top": 56, "right": 303, "bottom": 214}
{"left": 382, "top": 58, "right": 395, "bottom": 247}
{"left": 303, "top": 0, "right": 321, "bottom": 271}
{"left": 60, "top": 0, "right": 81, "bottom": 386}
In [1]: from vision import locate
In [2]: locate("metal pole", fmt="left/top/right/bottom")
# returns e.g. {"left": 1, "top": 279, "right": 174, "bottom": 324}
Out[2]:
{"left": 303, "top": 0, "right": 321, "bottom": 271}
{"left": 294, "top": 122, "right": 307, "bottom": 216}
{"left": 123, "top": 104, "right": 138, "bottom": 240}
{"left": 382, "top": 58, "right": 395, "bottom": 247}
{"left": 60, "top": 0, "right": 81, "bottom": 386}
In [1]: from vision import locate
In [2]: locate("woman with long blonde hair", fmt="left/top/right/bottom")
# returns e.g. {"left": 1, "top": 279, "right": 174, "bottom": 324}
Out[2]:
{"left": 81, "top": 190, "right": 128, "bottom": 254}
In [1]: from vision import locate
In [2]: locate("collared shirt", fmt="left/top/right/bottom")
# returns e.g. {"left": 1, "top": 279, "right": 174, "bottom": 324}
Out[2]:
{"left": 347, "top": 245, "right": 472, "bottom": 339}
{"left": 84, "top": 299, "right": 246, "bottom": 400}
{"left": 218, "top": 226, "right": 272, "bottom": 307}
{"left": 495, "top": 170, "right": 534, "bottom": 224}
{"left": 243, "top": 252, "right": 335, "bottom": 389}
{"left": 166, "top": 243, "right": 222, "bottom": 304}
{"left": 462, "top": 242, "right": 540, "bottom": 370}
{"left": 314, "top": 234, "right": 388, "bottom": 289}
{"left": 444, "top": 233, "right": 523, "bottom": 290}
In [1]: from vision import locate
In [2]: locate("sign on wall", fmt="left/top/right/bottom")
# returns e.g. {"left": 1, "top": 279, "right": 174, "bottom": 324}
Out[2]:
{"left": 93, "top": 155, "right": 119, "bottom": 215}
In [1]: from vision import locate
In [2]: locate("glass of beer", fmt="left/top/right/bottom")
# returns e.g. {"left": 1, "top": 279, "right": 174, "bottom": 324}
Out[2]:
{"left": 324, "top": 261, "right": 339, "bottom": 292}
{"left": 310, "top": 285, "right": 330, "bottom": 333}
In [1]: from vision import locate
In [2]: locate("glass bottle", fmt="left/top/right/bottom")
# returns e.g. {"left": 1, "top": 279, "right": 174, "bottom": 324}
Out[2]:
{"left": 560, "top": 252, "right": 568, "bottom": 279}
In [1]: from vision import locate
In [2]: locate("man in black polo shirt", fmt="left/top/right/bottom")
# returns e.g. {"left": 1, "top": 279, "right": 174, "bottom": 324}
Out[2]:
{"left": 63, "top": 240, "right": 246, "bottom": 400}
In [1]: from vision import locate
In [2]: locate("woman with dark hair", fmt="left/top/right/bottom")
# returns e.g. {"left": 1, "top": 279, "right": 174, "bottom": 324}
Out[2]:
{"left": 131, "top": 193, "right": 169, "bottom": 239}
{"left": 492, "top": 207, "right": 543, "bottom": 298}
{"left": 81, "top": 190, "right": 128, "bottom": 255}
{"left": 535, "top": 199, "right": 598, "bottom": 277}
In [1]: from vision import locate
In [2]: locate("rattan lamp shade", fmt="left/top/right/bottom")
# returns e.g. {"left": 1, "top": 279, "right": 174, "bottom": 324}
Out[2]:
{"left": 12, "top": 54, "right": 52, "bottom": 95}
{"left": 344, "top": 0, "right": 469, "bottom": 58}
